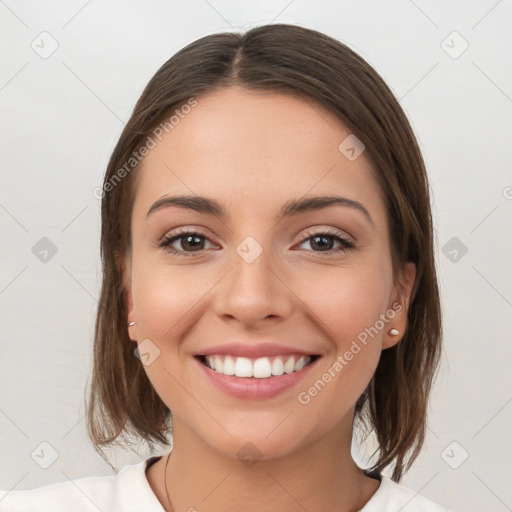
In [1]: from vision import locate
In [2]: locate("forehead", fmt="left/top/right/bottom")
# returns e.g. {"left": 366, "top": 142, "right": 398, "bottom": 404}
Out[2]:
{"left": 132, "top": 87, "right": 387, "bottom": 227}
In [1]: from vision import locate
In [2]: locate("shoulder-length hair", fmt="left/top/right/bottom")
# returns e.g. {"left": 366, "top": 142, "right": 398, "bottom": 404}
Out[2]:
{"left": 87, "top": 23, "right": 442, "bottom": 482}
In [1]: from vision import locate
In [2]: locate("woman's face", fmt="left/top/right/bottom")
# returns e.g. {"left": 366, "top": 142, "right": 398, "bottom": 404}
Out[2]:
{"left": 124, "top": 86, "right": 415, "bottom": 460}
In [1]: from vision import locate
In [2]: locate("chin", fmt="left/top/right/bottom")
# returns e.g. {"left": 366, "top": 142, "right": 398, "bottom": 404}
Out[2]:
{"left": 189, "top": 410, "right": 329, "bottom": 465}
{"left": 209, "top": 431, "right": 307, "bottom": 464}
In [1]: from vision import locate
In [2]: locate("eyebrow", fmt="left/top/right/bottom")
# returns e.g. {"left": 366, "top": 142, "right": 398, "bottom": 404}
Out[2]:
{"left": 146, "top": 194, "right": 375, "bottom": 228}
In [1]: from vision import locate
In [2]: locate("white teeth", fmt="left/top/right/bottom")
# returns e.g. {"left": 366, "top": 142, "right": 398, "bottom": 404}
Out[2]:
{"left": 253, "top": 357, "right": 272, "bottom": 378}
{"left": 284, "top": 356, "right": 296, "bottom": 374}
{"left": 234, "top": 357, "right": 253, "bottom": 377}
{"left": 294, "top": 356, "right": 308, "bottom": 371}
{"left": 271, "top": 357, "right": 284, "bottom": 376}
{"left": 223, "top": 355, "right": 235, "bottom": 375}
{"left": 203, "top": 355, "right": 313, "bottom": 378}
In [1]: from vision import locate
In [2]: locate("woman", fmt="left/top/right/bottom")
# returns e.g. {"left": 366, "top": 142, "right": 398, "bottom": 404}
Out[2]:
{"left": 0, "top": 23, "right": 451, "bottom": 511}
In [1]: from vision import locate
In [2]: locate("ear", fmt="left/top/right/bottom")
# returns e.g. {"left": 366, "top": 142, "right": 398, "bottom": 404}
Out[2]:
{"left": 382, "top": 261, "right": 417, "bottom": 349}
{"left": 115, "top": 250, "right": 137, "bottom": 342}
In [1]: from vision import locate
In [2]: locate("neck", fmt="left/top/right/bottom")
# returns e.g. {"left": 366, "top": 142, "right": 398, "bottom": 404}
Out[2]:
{"left": 148, "top": 417, "right": 380, "bottom": 512}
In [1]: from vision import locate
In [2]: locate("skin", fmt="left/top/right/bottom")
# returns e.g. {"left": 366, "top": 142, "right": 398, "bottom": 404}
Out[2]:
{"left": 123, "top": 86, "right": 416, "bottom": 512}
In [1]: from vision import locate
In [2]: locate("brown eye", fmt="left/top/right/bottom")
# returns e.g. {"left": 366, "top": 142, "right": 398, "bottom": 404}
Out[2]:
{"left": 297, "top": 228, "right": 355, "bottom": 254}
{"left": 159, "top": 230, "right": 217, "bottom": 256}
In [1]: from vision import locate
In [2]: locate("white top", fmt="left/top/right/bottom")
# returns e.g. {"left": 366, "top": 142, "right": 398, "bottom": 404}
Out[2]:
{"left": 0, "top": 456, "right": 452, "bottom": 512}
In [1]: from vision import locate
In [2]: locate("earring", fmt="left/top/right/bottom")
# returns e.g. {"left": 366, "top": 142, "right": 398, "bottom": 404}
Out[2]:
{"left": 128, "top": 321, "right": 136, "bottom": 327}
{"left": 389, "top": 328, "right": 399, "bottom": 336}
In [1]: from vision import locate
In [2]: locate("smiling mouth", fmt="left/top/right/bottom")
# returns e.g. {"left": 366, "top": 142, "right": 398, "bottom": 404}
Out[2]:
{"left": 196, "top": 354, "right": 321, "bottom": 378}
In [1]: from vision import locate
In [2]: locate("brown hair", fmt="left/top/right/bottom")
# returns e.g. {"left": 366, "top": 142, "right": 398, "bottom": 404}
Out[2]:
{"left": 86, "top": 23, "right": 442, "bottom": 482}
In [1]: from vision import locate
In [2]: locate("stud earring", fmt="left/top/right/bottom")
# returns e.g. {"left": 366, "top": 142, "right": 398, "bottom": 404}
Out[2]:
{"left": 389, "top": 328, "right": 399, "bottom": 336}
{"left": 128, "top": 321, "right": 136, "bottom": 327}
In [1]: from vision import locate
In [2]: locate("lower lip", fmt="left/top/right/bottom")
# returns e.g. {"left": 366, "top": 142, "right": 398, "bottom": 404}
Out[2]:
{"left": 194, "top": 356, "right": 320, "bottom": 399}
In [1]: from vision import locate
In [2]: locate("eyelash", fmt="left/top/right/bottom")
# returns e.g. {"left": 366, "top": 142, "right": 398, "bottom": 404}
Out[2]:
{"left": 158, "top": 227, "right": 355, "bottom": 257}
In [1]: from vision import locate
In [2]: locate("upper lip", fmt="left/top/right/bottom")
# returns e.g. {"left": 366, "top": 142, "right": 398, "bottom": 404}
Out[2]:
{"left": 196, "top": 342, "right": 319, "bottom": 359}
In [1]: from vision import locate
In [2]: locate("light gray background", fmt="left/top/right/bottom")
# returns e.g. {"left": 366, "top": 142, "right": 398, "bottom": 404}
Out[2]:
{"left": 1, "top": 1, "right": 511, "bottom": 511}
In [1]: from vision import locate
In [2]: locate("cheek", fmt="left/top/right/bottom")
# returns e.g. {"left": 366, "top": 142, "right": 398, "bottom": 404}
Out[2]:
{"left": 294, "top": 267, "right": 389, "bottom": 425}
{"left": 129, "top": 264, "right": 205, "bottom": 413}
{"left": 132, "top": 263, "right": 209, "bottom": 341}
{"left": 296, "top": 262, "right": 391, "bottom": 349}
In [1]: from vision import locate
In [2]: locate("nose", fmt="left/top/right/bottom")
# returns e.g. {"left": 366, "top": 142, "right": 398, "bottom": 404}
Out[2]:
{"left": 212, "top": 238, "right": 294, "bottom": 327}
